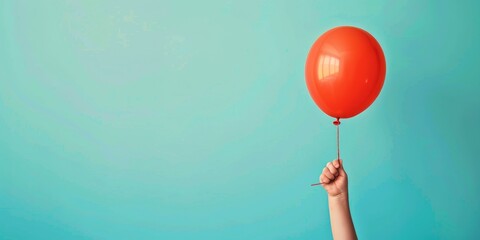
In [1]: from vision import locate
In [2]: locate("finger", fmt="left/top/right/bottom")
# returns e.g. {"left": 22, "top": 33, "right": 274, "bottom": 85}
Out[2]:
{"left": 322, "top": 167, "right": 335, "bottom": 180}
{"left": 326, "top": 162, "right": 338, "bottom": 176}
{"left": 333, "top": 159, "right": 340, "bottom": 168}
{"left": 320, "top": 174, "right": 331, "bottom": 184}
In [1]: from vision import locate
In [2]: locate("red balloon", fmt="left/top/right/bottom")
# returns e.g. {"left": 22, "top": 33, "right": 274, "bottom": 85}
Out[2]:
{"left": 305, "top": 26, "right": 386, "bottom": 119}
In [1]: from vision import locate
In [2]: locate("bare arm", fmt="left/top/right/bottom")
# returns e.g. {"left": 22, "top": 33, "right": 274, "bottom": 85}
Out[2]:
{"left": 320, "top": 159, "right": 357, "bottom": 240}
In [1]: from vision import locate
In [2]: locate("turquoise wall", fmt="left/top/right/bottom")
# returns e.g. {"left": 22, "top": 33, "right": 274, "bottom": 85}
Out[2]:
{"left": 1, "top": 1, "right": 479, "bottom": 239}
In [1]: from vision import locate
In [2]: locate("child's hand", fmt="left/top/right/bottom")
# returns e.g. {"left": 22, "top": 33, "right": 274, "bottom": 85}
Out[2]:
{"left": 319, "top": 159, "right": 348, "bottom": 197}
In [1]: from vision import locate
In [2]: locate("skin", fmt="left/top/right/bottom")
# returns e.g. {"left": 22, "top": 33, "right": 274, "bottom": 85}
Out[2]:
{"left": 320, "top": 159, "right": 357, "bottom": 240}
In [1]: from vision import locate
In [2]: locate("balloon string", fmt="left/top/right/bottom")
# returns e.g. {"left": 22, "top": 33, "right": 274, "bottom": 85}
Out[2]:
{"left": 310, "top": 118, "right": 341, "bottom": 187}
{"left": 333, "top": 118, "right": 341, "bottom": 160}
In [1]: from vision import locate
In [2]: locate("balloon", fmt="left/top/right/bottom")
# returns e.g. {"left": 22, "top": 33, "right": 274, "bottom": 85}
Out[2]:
{"left": 305, "top": 26, "right": 386, "bottom": 119}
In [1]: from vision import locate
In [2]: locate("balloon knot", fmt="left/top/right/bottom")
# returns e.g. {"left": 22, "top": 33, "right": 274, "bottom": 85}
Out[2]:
{"left": 333, "top": 118, "right": 341, "bottom": 126}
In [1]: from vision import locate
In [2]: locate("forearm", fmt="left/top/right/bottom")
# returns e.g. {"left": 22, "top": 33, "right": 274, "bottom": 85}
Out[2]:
{"left": 328, "top": 193, "right": 357, "bottom": 240}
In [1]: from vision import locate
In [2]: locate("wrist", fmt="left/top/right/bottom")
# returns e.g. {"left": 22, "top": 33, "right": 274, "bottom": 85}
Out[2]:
{"left": 328, "top": 192, "right": 351, "bottom": 213}
{"left": 328, "top": 192, "right": 349, "bottom": 202}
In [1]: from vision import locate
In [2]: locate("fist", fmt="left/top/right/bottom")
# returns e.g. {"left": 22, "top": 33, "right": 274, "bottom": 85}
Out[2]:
{"left": 319, "top": 159, "right": 348, "bottom": 197}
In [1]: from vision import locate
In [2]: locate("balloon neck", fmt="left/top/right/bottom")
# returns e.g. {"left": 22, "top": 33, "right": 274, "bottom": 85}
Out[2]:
{"left": 333, "top": 118, "right": 341, "bottom": 126}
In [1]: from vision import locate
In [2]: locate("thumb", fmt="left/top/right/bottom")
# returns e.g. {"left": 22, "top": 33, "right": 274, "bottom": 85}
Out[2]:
{"left": 338, "top": 159, "right": 347, "bottom": 176}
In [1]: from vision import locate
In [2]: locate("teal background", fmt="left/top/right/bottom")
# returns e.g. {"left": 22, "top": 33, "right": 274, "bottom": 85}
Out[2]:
{"left": 1, "top": 0, "right": 479, "bottom": 239}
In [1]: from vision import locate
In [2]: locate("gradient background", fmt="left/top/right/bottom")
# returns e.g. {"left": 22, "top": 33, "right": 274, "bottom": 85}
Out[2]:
{"left": 1, "top": 0, "right": 479, "bottom": 239}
